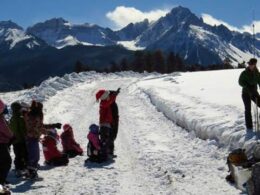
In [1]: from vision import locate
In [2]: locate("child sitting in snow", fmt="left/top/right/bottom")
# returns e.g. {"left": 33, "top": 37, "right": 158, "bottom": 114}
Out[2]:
{"left": 86, "top": 124, "right": 104, "bottom": 163}
{"left": 60, "top": 124, "right": 83, "bottom": 158}
{"left": 41, "top": 128, "right": 69, "bottom": 166}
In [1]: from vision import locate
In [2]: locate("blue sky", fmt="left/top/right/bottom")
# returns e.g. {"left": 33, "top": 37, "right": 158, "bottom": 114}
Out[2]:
{"left": 0, "top": 0, "right": 259, "bottom": 32}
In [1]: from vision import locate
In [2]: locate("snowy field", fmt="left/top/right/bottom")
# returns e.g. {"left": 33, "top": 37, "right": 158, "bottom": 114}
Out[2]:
{"left": 1, "top": 69, "right": 258, "bottom": 195}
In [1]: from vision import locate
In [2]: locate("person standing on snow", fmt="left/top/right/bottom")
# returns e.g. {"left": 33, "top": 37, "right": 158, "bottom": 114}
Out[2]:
{"left": 24, "top": 100, "right": 46, "bottom": 179}
{"left": 239, "top": 58, "right": 260, "bottom": 132}
{"left": 0, "top": 99, "right": 13, "bottom": 186}
{"left": 96, "top": 88, "right": 120, "bottom": 159}
{"left": 9, "top": 102, "right": 28, "bottom": 177}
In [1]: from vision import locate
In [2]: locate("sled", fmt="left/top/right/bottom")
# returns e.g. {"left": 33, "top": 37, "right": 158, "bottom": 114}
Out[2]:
{"left": 230, "top": 164, "right": 251, "bottom": 191}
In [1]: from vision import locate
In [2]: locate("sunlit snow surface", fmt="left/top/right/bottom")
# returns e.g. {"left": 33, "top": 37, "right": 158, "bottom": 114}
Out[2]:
{"left": 1, "top": 69, "right": 256, "bottom": 194}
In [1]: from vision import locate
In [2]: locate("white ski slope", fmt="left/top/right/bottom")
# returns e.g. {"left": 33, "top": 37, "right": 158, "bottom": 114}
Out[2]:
{"left": 0, "top": 69, "right": 257, "bottom": 195}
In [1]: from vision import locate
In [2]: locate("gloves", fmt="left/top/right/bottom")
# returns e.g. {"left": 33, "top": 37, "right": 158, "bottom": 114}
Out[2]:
{"left": 110, "top": 88, "right": 121, "bottom": 95}
{"left": 116, "top": 88, "right": 121, "bottom": 94}
{"left": 93, "top": 150, "right": 98, "bottom": 156}
{"left": 54, "top": 123, "right": 62, "bottom": 129}
{"left": 247, "top": 85, "right": 258, "bottom": 97}
{"left": 44, "top": 123, "right": 62, "bottom": 129}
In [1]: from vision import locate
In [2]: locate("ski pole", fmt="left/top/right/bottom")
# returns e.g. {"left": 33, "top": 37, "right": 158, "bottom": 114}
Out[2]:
{"left": 256, "top": 97, "right": 259, "bottom": 132}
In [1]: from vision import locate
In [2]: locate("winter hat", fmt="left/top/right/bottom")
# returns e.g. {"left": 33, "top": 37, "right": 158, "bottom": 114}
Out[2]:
{"left": 96, "top": 90, "right": 110, "bottom": 101}
{"left": 0, "top": 99, "right": 5, "bottom": 114}
{"left": 47, "top": 128, "right": 59, "bottom": 140}
{"left": 89, "top": 124, "right": 99, "bottom": 134}
{"left": 11, "top": 102, "right": 22, "bottom": 114}
{"left": 20, "top": 102, "right": 30, "bottom": 112}
{"left": 248, "top": 58, "right": 257, "bottom": 65}
{"left": 63, "top": 124, "right": 72, "bottom": 132}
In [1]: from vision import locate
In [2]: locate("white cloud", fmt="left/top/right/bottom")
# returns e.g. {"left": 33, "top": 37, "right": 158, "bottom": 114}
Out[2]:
{"left": 106, "top": 6, "right": 170, "bottom": 29}
{"left": 201, "top": 13, "right": 240, "bottom": 32}
{"left": 202, "top": 13, "right": 260, "bottom": 34}
{"left": 242, "top": 21, "right": 260, "bottom": 34}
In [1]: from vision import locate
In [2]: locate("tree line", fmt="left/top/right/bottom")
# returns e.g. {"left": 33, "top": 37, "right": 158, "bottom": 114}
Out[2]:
{"left": 22, "top": 50, "right": 243, "bottom": 90}
{"left": 74, "top": 50, "right": 237, "bottom": 74}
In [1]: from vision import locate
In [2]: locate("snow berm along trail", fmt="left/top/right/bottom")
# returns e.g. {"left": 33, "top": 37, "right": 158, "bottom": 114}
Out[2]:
{"left": 1, "top": 71, "right": 247, "bottom": 194}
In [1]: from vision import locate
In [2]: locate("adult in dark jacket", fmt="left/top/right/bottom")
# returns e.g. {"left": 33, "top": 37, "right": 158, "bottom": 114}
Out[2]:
{"left": 9, "top": 102, "right": 28, "bottom": 177}
{"left": 0, "top": 99, "right": 13, "bottom": 186}
{"left": 238, "top": 58, "right": 260, "bottom": 132}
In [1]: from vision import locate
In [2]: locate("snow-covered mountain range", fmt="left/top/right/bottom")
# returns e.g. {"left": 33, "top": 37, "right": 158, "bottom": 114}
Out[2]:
{"left": 1, "top": 6, "right": 259, "bottom": 65}
{"left": 27, "top": 18, "right": 119, "bottom": 48}
{"left": 26, "top": 6, "right": 260, "bottom": 65}
{"left": 0, "top": 6, "right": 260, "bottom": 91}
{"left": 0, "top": 21, "right": 46, "bottom": 50}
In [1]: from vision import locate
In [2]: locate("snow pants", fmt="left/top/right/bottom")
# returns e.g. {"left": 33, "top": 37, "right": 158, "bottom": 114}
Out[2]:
{"left": 110, "top": 123, "right": 118, "bottom": 154}
{"left": 0, "top": 144, "right": 12, "bottom": 185}
{"left": 48, "top": 154, "right": 69, "bottom": 166}
{"left": 99, "top": 126, "right": 112, "bottom": 158}
{"left": 65, "top": 150, "right": 82, "bottom": 158}
{"left": 26, "top": 138, "right": 40, "bottom": 170}
{"left": 87, "top": 142, "right": 105, "bottom": 163}
{"left": 13, "top": 142, "right": 27, "bottom": 170}
{"left": 242, "top": 92, "right": 260, "bottom": 129}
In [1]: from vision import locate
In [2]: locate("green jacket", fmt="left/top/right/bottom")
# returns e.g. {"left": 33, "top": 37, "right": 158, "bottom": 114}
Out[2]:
{"left": 238, "top": 67, "right": 260, "bottom": 94}
{"left": 9, "top": 114, "right": 27, "bottom": 144}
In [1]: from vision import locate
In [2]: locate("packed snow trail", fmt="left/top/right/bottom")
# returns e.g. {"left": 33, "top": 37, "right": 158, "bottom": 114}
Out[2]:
{"left": 2, "top": 73, "right": 241, "bottom": 194}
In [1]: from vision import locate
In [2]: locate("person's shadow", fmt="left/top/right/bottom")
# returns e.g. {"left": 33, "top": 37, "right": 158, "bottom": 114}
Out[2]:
{"left": 84, "top": 158, "right": 115, "bottom": 169}
{"left": 11, "top": 179, "right": 45, "bottom": 193}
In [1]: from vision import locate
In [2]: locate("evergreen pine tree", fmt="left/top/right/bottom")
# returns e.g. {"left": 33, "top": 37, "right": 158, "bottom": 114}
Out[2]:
{"left": 153, "top": 50, "right": 165, "bottom": 73}
{"left": 132, "top": 51, "right": 145, "bottom": 72}
{"left": 166, "top": 52, "right": 176, "bottom": 73}
{"left": 144, "top": 52, "right": 153, "bottom": 72}
{"left": 110, "top": 61, "right": 119, "bottom": 72}
{"left": 120, "top": 58, "right": 129, "bottom": 71}
{"left": 74, "top": 60, "right": 85, "bottom": 73}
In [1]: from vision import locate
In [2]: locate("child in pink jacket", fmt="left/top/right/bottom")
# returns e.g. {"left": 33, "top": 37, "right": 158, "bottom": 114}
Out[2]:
{"left": 86, "top": 124, "right": 105, "bottom": 163}
{"left": 0, "top": 99, "right": 13, "bottom": 186}
{"left": 60, "top": 124, "right": 83, "bottom": 158}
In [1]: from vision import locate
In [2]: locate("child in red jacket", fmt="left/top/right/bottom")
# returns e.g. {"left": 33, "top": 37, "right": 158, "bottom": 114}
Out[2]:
{"left": 60, "top": 124, "right": 83, "bottom": 158}
{"left": 96, "top": 88, "right": 120, "bottom": 158}
{"left": 41, "top": 129, "right": 68, "bottom": 166}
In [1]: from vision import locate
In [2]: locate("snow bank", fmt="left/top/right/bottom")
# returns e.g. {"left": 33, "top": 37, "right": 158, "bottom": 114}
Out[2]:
{"left": 135, "top": 70, "right": 260, "bottom": 155}
{"left": 0, "top": 70, "right": 251, "bottom": 194}
{"left": 2, "top": 69, "right": 258, "bottom": 154}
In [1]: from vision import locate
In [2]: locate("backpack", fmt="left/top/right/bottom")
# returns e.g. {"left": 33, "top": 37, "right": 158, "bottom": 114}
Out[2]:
{"left": 226, "top": 148, "right": 248, "bottom": 184}
{"left": 227, "top": 148, "right": 247, "bottom": 166}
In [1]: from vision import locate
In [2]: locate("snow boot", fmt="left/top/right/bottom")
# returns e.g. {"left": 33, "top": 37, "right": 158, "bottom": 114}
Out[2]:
{"left": 0, "top": 184, "right": 10, "bottom": 195}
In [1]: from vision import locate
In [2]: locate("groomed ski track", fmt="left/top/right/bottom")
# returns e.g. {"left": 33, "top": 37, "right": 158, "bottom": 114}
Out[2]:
{"left": 1, "top": 72, "right": 240, "bottom": 195}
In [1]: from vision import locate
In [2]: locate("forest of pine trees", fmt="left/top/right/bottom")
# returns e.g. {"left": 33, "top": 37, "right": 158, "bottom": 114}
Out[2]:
{"left": 74, "top": 50, "right": 236, "bottom": 74}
